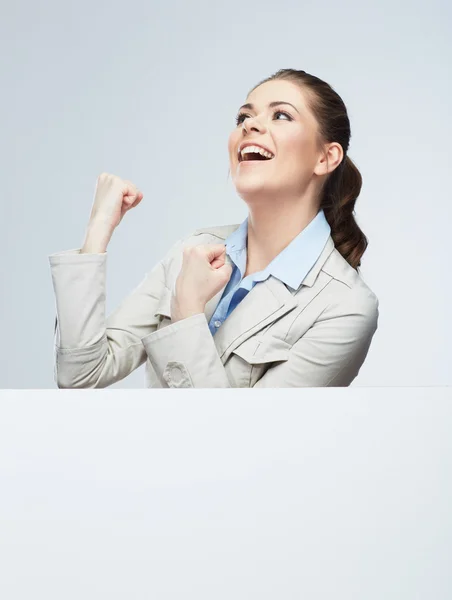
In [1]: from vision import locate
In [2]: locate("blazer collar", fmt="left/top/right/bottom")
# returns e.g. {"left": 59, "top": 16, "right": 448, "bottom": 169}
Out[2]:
{"left": 204, "top": 234, "right": 336, "bottom": 362}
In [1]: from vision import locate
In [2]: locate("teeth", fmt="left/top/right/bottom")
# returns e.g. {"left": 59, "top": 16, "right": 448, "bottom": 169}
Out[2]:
{"left": 239, "top": 145, "right": 274, "bottom": 160}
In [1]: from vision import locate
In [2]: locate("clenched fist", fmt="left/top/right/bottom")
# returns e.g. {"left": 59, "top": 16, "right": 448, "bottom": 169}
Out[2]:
{"left": 89, "top": 172, "right": 143, "bottom": 232}
{"left": 171, "top": 244, "right": 234, "bottom": 322}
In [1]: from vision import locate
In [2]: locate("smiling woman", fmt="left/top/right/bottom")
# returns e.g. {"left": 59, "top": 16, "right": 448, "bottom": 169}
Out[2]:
{"left": 48, "top": 68, "right": 379, "bottom": 389}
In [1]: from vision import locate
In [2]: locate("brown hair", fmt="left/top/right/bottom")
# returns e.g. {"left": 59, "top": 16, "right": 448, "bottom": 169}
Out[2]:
{"left": 246, "top": 68, "right": 368, "bottom": 271}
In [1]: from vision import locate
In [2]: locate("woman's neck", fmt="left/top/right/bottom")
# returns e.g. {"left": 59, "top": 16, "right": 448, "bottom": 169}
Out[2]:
{"left": 245, "top": 200, "right": 320, "bottom": 275}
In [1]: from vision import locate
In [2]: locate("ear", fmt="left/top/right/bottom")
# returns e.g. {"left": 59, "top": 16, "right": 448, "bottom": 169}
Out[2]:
{"left": 314, "top": 142, "right": 344, "bottom": 177}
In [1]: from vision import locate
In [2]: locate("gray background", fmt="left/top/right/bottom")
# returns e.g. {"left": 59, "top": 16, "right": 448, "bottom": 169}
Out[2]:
{"left": 1, "top": 0, "right": 451, "bottom": 388}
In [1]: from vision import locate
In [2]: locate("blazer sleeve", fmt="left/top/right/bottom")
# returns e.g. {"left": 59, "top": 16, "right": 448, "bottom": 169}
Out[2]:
{"left": 141, "top": 292, "right": 379, "bottom": 388}
{"left": 141, "top": 313, "right": 231, "bottom": 387}
{"left": 48, "top": 237, "right": 185, "bottom": 388}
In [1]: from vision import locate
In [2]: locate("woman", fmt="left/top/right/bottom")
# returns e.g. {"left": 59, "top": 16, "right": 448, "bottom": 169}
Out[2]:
{"left": 49, "top": 68, "right": 379, "bottom": 388}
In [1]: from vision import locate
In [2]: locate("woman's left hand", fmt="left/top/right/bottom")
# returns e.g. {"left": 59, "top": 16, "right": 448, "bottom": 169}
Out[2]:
{"left": 171, "top": 244, "right": 233, "bottom": 322}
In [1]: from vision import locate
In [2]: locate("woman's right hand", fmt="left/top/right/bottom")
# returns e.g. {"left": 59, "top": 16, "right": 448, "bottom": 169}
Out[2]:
{"left": 81, "top": 173, "right": 143, "bottom": 253}
{"left": 88, "top": 172, "right": 143, "bottom": 232}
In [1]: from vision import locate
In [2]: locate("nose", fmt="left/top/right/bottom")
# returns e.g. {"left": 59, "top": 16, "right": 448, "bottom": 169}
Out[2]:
{"left": 242, "top": 114, "right": 266, "bottom": 134}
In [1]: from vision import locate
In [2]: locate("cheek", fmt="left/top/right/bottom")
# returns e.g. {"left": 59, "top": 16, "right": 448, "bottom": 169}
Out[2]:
{"left": 228, "top": 131, "right": 240, "bottom": 159}
{"left": 283, "top": 133, "right": 311, "bottom": 160}
{"left": 274, "top": 134, "right": 314, "bottom": 181}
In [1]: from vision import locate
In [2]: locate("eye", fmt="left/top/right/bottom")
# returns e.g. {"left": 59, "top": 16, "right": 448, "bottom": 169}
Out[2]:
{"left": 235, "top": 112, "right": 250, "bottom": 126}
{"left": 274, "top": 110, "right": 292, "bottom": 121}
{"left": 235, "top": 109, "right": 293, "bottom": 126}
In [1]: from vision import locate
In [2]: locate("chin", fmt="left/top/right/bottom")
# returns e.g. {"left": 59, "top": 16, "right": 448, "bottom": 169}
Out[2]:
{"left": 233, "top": 173, "right": 274, "bottom": 198}
{"left": 234, "top": 179, "right": 265, "bottom": 196}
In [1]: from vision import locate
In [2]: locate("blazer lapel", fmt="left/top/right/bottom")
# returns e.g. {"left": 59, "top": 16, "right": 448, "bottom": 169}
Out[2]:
{"left": 213, "top": 276, "right": 297, "bottom": 362}
{"left": 211, "top": 235, "right": 337, "bottom": 363}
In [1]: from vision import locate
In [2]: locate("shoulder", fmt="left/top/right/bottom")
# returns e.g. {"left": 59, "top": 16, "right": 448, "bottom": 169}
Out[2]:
{"left": 189, "top": 223, "right": 241, "bottom": 241}
{"left": 173, "top": 223, "right": 241, "bottom": 251}
{"left": 159, "top": 223, "right": 240, "bottom": 272}
{"left": 319, "top": 246, "right": 379, "bottom": 324}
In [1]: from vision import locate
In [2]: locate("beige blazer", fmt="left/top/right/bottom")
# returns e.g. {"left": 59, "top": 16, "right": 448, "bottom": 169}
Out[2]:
{"left": 49, "top": 223, "right": 379, "bottom": 388}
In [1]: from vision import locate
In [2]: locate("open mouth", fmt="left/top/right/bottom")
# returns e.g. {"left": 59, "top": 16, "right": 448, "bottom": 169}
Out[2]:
{"left": 238, "top": 145, "right": 275, "bottom": 163}
{"left": 239, "top": 152, "right": 274, "bottom": 163}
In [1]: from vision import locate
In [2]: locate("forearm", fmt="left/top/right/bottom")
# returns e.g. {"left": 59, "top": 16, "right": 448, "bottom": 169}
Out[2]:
{"left": 48, "top": 246, "right": 167, "bottom": 388}
{"left": 80, "top": 220, "right": 114, "bottom": 254}
{"left": 49, "top": 250, "right": 108, "bottom": 348}
{"left": 171, "top": 305, "right": 205, "bottom": 324}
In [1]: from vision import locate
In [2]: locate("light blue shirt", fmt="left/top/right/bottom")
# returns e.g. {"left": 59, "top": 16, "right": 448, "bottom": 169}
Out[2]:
{"left": 207, "top": 209, "right": 332, "bottom": 336}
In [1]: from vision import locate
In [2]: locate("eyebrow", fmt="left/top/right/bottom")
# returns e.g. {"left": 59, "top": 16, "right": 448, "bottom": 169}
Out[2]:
{"left": 237, "top": 101, "right": 300, "bottom": 115}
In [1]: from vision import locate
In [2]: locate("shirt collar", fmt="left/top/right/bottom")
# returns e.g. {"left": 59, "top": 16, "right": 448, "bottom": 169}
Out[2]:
{"left": 225, "top": 209, "right": 331, "bottom": 291}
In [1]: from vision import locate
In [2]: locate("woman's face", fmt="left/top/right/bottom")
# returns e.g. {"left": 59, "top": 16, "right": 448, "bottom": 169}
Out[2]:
{"left": 228, "top": 79, "right": 327, "bottom": 202}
